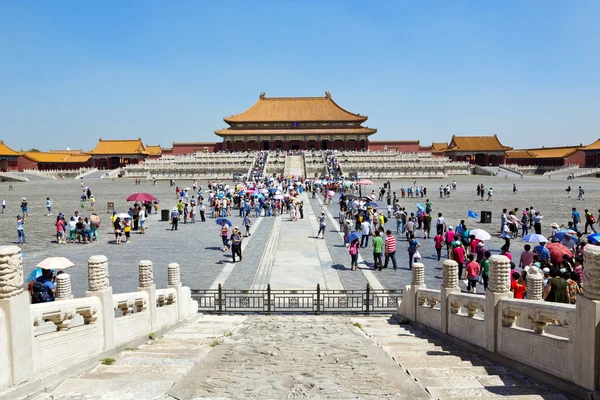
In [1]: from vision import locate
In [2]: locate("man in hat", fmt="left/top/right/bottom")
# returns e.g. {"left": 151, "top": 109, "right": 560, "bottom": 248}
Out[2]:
{"left": 170, "top": 207, "right": 179, "bottom": 231}
{"left": 230, "top": 227, "right": 243, "bottom": 263}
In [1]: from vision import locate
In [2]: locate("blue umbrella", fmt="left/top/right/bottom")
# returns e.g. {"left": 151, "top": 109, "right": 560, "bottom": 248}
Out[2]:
{"left": 26, "top": 267, "right": 56, "bottom": 283}
{"left": 344, "top": 231, "right": 361, "bottom": 244}
{"left": 522, "top": 233, "right": 548, "bottom": 243}
{"left": 238, "top": 191, "right": 244, "bottom": 196}
{"left": 217, "top": 193, "right": 224, "bottom": 199}
{"left": 216, "top": 218, "right": 232, "bottom": 226}
{"left": 588, "top": 233, "right": 600, "bottom": 245}
{"left": 256, "top": 193, "right": 265, "bottom": 200}
{"left": 416, "top": 203, "right": 426, "bottom": 211}
{"left": 364, "top": 202, "right": 378, "bottom": 208}
{"left": 268, "top": 188, "right": 277, "bottom": 193}
{"left": 553, "top": 230, "right": 578, "bottom": 242}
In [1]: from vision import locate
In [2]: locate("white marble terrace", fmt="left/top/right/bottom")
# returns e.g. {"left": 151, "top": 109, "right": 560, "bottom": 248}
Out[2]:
{"left": 0, "top": 245, "right": 198, "bottom": 392}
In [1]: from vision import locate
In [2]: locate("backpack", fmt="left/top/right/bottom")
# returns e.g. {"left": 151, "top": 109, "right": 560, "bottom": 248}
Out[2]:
{"left": 31, "top": 281, "right": 50, "bottom": 304}
{"left": 383, "top": 216, "right": 388, "bottom": 224}
{"left": 349, "top": 242, "right": 358, "bottom": 256}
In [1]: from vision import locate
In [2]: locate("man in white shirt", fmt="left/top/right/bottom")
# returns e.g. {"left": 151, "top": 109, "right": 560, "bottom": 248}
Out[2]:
{"left": 360, "top": 220, "right": 370, "bottom": 248}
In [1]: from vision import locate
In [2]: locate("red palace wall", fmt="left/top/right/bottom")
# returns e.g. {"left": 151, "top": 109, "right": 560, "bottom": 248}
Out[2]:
{"left": 566, "top": 150, "right": 586, "bottom": 167}
{"left": 17, "top": 156, "right": 38, "bottom": 171}
{"left": 170, "top": 143, "right": 221, "bottom": 155}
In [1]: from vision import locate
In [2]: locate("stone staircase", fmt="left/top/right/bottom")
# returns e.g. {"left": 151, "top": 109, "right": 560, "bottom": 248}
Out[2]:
{"left": 283, "top": 154, "right": 305, "bottom": 178}
{"left": 29, "top": 314, "right": 247, "bottom": 400}
{"left": 352, "top": 316, "right": 569, "bottom": 399}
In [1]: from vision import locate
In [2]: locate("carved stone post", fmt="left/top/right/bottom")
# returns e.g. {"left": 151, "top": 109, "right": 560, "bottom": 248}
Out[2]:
{"left": 441, "top": 259, "right": 460, "bottom": 334}
{"left": 575, "top": 245, "right": 600, "bottom": 390}
{"left": 85, "top": 255, "right": 114, "bottom": 350}
{"left": 0, "top": 245, "right": 34, "bottom": 386}
{"left": 137, "top": 260, "right": 157, "bottom": 330}
{"left": 484, "top": 255, "right": 512, "bottom": 353}
{"left": 525, "top": 266, "right": 544, "bottom": 301}
{"left": 168, "top": 263, "right": 184, "bottom": 319}
{"left": 55, "top": 273, "right": 73, "bottom": 301}
{"left": 400, "top": 263, "right": 425, "bottom": 321}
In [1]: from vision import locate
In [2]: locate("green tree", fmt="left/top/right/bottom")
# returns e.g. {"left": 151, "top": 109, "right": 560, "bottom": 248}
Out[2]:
{"left": 27, "top": 148, "right": 40, "bottom": 152}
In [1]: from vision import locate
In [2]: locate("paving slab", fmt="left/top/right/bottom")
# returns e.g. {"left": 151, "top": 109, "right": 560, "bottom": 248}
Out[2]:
{"left": 45, "top": 378, "right": 175, "bottom": 400}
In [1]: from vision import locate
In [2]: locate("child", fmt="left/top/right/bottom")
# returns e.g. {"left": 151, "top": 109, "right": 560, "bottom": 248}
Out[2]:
{"left": 465, "top": 254, "right": 480, "bottom": 293}
{"left": 349, "top": 238, "right": 359, "bottom": 271}
{"left": 46, "top": 197, "right": 52, "bottom": 216}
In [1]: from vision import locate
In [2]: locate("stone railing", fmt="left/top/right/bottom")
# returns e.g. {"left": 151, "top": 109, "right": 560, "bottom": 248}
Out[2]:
{"left": 542, "top": 164, "right": 580, "bottom": 176}
{"left": 397, "top": 248, "right": 600, "bottom": 395}
{"left": 0, "top": 250, "right": 198, "bottom": 391}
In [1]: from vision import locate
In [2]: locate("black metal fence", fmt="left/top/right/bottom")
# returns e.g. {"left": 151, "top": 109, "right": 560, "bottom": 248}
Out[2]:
{"left": 190, "top": 284, "right": 402, "bottom": 314}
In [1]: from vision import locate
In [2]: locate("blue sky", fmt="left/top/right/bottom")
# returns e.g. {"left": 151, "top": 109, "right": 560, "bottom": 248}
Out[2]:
{"left": 1, "top": 1, "right": 599, "bottom": 151}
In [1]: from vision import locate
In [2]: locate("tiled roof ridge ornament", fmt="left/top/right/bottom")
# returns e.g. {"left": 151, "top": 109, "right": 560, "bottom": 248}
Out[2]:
{"left": 325, "top": 91, "right": 331, "bottom": 99}
{"left": 259, "top": 92, "right": 266, "bottom": 100}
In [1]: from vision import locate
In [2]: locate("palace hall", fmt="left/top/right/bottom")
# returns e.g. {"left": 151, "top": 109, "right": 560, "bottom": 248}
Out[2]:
{"left": 214, "top": 92, "right": 377, "bottom": 151}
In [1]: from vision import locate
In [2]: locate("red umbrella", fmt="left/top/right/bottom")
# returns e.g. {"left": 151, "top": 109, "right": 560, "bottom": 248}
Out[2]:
{"left": 126, "top": 193, "right": 157, "bottom": 202}
{"left": 546, "top": 242, "right": 573, "bottom": 264}
{"left": 357, "top": 179, "right": 374, "bottom": 185}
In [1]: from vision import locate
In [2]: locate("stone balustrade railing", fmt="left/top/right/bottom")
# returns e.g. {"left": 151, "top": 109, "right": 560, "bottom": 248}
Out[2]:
{"left": 397, "top": 249, "right": 600, "bottom": 396}
{"left": 0, "top": 249, "right": 198, "bottom": 392}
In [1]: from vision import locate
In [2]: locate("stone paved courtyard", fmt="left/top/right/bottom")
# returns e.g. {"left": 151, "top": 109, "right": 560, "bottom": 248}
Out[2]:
{"left": 1, "top": 174, "right": 599, "bottom": 297}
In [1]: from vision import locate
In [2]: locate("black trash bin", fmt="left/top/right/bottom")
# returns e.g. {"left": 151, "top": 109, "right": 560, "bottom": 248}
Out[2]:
{"left": 161, "top": 209, "right": 170, "bottom": 222}
{"left": 480, "top": 211, "right": 492, "bottom": 224}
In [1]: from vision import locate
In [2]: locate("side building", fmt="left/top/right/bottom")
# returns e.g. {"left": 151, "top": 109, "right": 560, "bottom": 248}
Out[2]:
{"left": 214, "top": 92, "right": 377, "bottom": 151}
{"left": 444, "top": 135, "right": 512, "bottom": 165}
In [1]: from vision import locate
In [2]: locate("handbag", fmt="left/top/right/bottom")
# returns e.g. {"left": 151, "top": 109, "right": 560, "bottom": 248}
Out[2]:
{"left": 413, "top": 251, "right": 422, "bottom": 260}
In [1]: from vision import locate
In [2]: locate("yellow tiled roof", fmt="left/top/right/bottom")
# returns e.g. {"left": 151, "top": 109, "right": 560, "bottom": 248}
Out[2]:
{"left": 145, "top": 145, "right": 162, "bottom": 155}
{"left": 446, "top": 135, "right": 512, "bottom": 152}
{"left": 580, "top": 138, "right": 600, "bottom": 151}
{"left": 224, "top": 92, "right": 368, "bottom": 123}
{"left": 507, "top": 146, "right": 581, "bottom": 159}
{"left": 88, "top": 139, "right": 148, "bottom": 155}
{"left": 23, "top": 152, "right": 91, "bottom": 163}
{"left": 0, "top": 141, "right": 20, "bottom": 156}
{"left": 215, "top": 127, "right": 377, "bottom": 136}
{"left": 431, "top": 142, "right": 448, "bottom": 152}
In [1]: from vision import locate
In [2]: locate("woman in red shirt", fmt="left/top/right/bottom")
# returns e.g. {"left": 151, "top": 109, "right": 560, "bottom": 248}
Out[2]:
{"left": 510, "top": 271, "right": 526, "bottom": 299}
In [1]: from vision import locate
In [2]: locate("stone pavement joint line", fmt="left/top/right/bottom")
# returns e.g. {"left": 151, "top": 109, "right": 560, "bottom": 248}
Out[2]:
{"left": 318, "top": 196, "right": 385, "bottom": 290}
{"left": 209, "top": 215, "right": 264, "bottom": 290}
{"left": 352, "top": 316, "right": 570, "bottom": 400}
{"left": 251, "top": 215, "right": 281, "bottom": 290}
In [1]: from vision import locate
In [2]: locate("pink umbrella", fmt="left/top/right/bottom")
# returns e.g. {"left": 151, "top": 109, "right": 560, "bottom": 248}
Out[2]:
{"left": 126, "top": 193, "right": 157, "bottom": 202}
{"left": 357, "top": 179, "right": 374, "bottom": 185}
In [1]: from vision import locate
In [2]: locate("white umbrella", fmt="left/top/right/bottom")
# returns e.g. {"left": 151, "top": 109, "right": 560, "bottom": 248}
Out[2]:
{"left": 260, "top": 188, "right": 268, "bottom": 194}
{"left": 273, "top": 195, "right": 284, "bottom": 200}
{"left": 183, "top": 187, "right": 191, "bottom": 191}
{"left": 522, "top": 234, "right": 548, "bottom": 243}
{"left": 116, "top": 213, "right": 132, "bottom": 219}
{"left": 36, "top": 257, "right": 75, "bottom": 270}
{"left": 470, "top": 229, "right": 491, "bottom": 241}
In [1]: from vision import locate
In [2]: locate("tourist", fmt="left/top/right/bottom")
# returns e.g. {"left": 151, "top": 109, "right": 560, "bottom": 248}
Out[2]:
{"left": 1, "top": 196, "right": 5, "bottom": 213}
{"left": 543, "top": 269, "right": 569, "bottom": 303}
{"left": 383, "top": 230, "right": 398, "bottom": 270}
{"left": 123, "top": 217, "right": 131, "bottom": 243}
{"left": 298, "top": 201, "right": 304, "bottom": 219}
{"left": 452, "top": 240, "right": 466, "bottom": 280}
{"left": 578, "top": 186, "right": 585, "bottom": 200}
{"left": 465, "top": 254, "right": 480, "bottom": 293}
{"left": 521, "top": 210, "right": 529, "bottom": 237}
{"left": 220, "top": 221, "right": 230, "bottom": 252}
{"left": 46, "top": 197, "right": 52, "bottom": 216}
{"left": 113, "top": 217, "right": 123, "bottom": 245}
{"left": 407, "top": 234, "right": 420, "bottom": 269}
{"left": 480, "top": 251, "right": 491, "bottom": 291}
{"left": 372, "top": 230, "right": 383, "bottom": 271}
{"left": 434, "top": 232, "right": 443, "bottom": 261}
{"left": 82, "top": 217, "right": 91, "bottom": 244}
{"left": 519, "top": 244, "right": 535, "bottom": 268}
{"left": 423, "top": 211, "right": 432, "bottom": 239}
{"left": 30, "top": 269, "right": 55, "bottom": 303}
{"left": 584, "top": 209, "right": 597, "bottom": 234}
{"left": 572, "top": 207, "right": 581, "bottom": 232}
{"left": 230, "top": 227, "right": 243, "bottom": 263}
{"left": 567, "top": 272, "right": 582, "bottom": 304}
{"left": 199, "top": 202, "right": 206, "bottom": 222}
{"left": 501, "top": 223, "right": 511, "bottom": 252}
{"left": 67, "top": 217, "right": 76, "bottom": 243}
{"left": 20, "top": 197, "right": 28, "bottom": 220}
{"left": 170, "top": 208, "right": 179, "bottom": 231}
{"left": 511, "top": 271, "right": 526, "bottom": 299}
{"left": 75, "top": 217, "right": 83, "bottom": 243}
{"left": 243, "top": 214, "right": 252, "bottom": 237}
{"left": 436, "top": 212, "right": 446, "bottom": 235}
{"left": 342, "top": 220, "right": 352, "bottom": 242}
{"left": 444, "top": 226, "right": 455, "bottom": 258}
{"left": 360, "top": 218, "right": 370, "bottom": 248}
{"left": 405, "top": 215, "right": 415, "bottom": 241}
{"left": 513, "top": 184, "right": 517, "bottom": 194}
{"left": 533, "top": 212, "right": 543, "bottom": 234}
{"left": 487, "top": 187, "right": 493, "bottom": 201}
{"left": 90, "top": 214, "right": 99, "bottom": 241}
{"left": 317, "top": 212, "right": 326, "bottom": 239}
{"left": 89, "top": 194, "right": 95, "bottom": 211}
{"left": 139, "top": 207, "right": 147, "bottom": 233}
{"left": 55, "top": 215, "right": 65, "bottom": 244}
{"left": 348, "top": 237, "right": 359, "bottom": 271}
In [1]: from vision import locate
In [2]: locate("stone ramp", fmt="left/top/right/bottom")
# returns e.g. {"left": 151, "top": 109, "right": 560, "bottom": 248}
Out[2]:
{"left": 352, "top": 316, "right": 570, "bottom": 399}
{"left": 168, "top": 315, "right": 432, "bottom": 399}
{"left": 29, "top": 314, "right": 247, "bottom": 400}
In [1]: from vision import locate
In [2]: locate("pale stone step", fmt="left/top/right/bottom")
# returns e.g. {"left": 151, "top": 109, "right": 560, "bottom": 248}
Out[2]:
{"left": 40, "top": 378, "right": 174, "bottom": 399}
{"left": 118, "top": 349, "right": 211, "bottom": 359}
{"left": 408, "top": 366, "right": 512, "bottom": 378}
{"left": 111, "top": 356, "right": 196, "bottom": 367}
{"left": 427, "top": 385, "right": 554, "bottom": 398}
{"left": 392, "top": 353, "right": 493, "bottom": 369}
